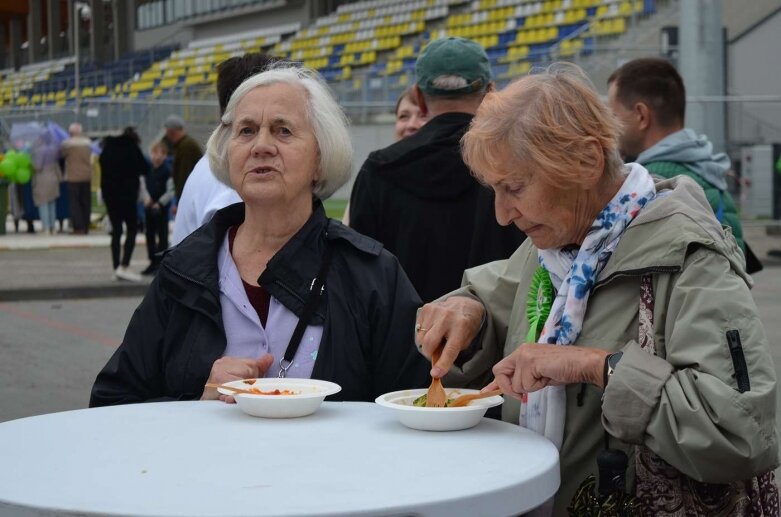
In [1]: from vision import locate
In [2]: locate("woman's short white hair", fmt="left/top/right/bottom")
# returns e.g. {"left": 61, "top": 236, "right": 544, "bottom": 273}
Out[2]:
{"left": 206, "top": 66, "right": 353, "bottom": 199}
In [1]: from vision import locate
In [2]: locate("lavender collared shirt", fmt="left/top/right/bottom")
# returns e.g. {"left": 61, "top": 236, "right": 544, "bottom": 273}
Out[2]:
{"left": 218, "top": 233, "right": 322, "bottom": 379}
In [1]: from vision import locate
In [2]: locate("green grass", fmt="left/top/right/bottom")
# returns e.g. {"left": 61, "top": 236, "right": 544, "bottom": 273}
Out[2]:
{"left": 324, "top": 199, "right": 348, "bottom": 220}
{"left": 91, "top": 193, "right": 349, "bottom": 221}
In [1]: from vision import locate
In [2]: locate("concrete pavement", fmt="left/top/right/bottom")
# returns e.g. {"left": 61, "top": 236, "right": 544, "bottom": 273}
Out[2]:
{"left": 0, "top": 219, "right": 779, "bottom": 302}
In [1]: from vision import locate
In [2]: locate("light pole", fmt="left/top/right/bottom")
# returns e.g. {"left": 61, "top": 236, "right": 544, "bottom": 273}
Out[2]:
{"left": 73, "top": 1, "right": 90, "bottom": 116}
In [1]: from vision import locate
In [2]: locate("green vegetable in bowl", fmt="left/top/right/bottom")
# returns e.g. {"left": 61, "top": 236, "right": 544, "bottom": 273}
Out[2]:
{"left": 412, "top": 394, "right": 455, "bottom": 407}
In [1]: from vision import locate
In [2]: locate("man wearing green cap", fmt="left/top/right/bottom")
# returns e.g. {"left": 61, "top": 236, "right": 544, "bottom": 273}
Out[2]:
{"left": 349, "top": 37, "right": 526, "bottom": 303}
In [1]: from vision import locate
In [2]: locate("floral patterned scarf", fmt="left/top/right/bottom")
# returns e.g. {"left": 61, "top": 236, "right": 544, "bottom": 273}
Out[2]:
{"left": 520, "top": 163, "right": 656, "bottom": 450}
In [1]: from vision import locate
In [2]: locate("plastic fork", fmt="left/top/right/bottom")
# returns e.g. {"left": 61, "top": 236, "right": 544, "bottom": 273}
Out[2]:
{"left": 425, "top": 347, "right": 448, "bottom": 408}
{"left": 449, "top": 389, "right": 502, "bottom": 408}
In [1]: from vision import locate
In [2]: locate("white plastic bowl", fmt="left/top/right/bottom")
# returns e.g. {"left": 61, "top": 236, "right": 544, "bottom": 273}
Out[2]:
{"left": 375, "top": 388, "right": 504, "bottom": 431}
{"left": 218, "top": 378, "right": 341, "bottom": 418}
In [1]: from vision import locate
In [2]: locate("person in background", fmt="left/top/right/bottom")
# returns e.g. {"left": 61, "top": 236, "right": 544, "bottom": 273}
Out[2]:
{"left": 164, "top": 115, "right": 203, "bottom": 202}
{"left": 393, "top": 87, "right": 426, "bottom": 140}
{"left": 171, "top": 53, "right": 278, "bottom": 246}
{"left": 139, "top": 140, "right": 174, "bottom": 276}
{"left": 60, "top": 122, "right": 93, "bottom": 234}
{"left": 341, "top": 87, "right": 428, "bottom": 225}
{"left": 90, "top": 67, "right": 429, "bottom": 407}
{"left": 31, "top": 130, "right": 62, "bottom": 235}
{"left": 349, "top": 37, "right": 525, "bottom": 303}
{"left": 607, "top": 57, "right": 746, "bottom": 255}
{"left": 415, "top": 63, "right": 777, "bottom": 515}
{"left": 99, "top": 127, "right": 146, "bottom": 282}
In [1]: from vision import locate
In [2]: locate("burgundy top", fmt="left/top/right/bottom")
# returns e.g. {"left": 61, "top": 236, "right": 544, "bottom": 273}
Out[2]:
{"left": 228, "top": 226, "right": 270, "bottom": 327}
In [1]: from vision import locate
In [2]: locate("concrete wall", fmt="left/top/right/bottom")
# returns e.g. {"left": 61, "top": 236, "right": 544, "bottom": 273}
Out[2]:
{"left": 727, "top": 8, "right": 781, "bottom": 146}
{"left": 723, "top": 0, "right": 780, "bottom": 41}
{"left": 193, "top": 3, "right": 310, "bottom": 41}
{"left": 133, "top": 1, "right": 310, "bottom": 51}
{"left": 133, "top": 22, "right": 194, "bottom": 51}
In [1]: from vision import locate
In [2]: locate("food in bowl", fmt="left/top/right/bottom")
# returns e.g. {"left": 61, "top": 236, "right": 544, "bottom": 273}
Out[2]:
{"left": 376, "top": 388, "right": 503, "bottom": 431}
{"left": 411, "top": 393, "right": 455, "bottom": 407}
{"left": 248, "top": 388, "right": 299, "bottom": 395}
{"left": 218, "top": 378, "right": 341, "bottom": 418}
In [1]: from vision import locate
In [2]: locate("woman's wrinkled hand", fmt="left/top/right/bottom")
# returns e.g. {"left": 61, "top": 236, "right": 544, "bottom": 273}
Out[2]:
{"left": 201, "top": 354, "right": 275, "bottom": 403}
{"left": 490, "top": 343, "right": 610, "bottom": 400}
{"left": 415, "top": 296, "right": 485, "bottom": 379}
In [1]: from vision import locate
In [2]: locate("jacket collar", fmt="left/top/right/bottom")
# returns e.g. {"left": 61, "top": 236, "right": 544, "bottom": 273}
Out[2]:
{"left": 594, "top": 175, "right": 749, "bottom": 288}
{"left": 162, "top": 198, "right": 383, "bottom": 324}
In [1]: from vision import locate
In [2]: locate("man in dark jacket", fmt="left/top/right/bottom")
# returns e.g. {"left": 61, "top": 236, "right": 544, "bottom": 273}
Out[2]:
{"left": 164, "top": 115, "right": 203, "bottom": 200}
{"left": 349, "top": 37, "right": 526, "bottom": 303}
{"left": 90, "top": 201, "right": 430, "bottom": 406}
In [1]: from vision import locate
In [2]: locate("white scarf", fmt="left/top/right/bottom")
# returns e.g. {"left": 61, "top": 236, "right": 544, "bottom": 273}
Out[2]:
{"left": 519, "top": 164, "right": 657, "bottom": 450}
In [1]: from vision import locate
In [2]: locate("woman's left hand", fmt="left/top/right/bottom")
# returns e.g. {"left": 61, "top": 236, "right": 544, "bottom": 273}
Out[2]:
{"left": 487, "top": 343, "right": 610, "bottom": 400}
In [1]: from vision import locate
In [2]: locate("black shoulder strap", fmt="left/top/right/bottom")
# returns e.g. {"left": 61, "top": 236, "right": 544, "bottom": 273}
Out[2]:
{"left": 277, "top": 230, "right": 332, "bottom": 377}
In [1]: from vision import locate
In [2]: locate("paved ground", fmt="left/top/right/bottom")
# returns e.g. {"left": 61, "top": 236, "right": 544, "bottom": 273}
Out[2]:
{"left": 0, "top": 297, "right": 140, "bottom": 421}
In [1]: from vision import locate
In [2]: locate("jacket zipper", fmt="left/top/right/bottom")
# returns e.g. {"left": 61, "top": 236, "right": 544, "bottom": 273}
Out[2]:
{"left": 274, "top": 279, "right": 306, "bottom": 304}
{"left": 274, "top": 279, "right": 327, "bottom": 320}
{"left": 594, "top": 265, "right": 680, "bottom": 290}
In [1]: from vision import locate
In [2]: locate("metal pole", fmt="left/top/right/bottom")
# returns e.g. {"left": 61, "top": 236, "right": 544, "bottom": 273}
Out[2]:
{"left": 74, "top": 2, "right": 80, "bottom": 116}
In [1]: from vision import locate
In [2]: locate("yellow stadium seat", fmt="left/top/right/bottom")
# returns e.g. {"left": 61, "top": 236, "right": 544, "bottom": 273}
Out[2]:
{"left": 94, "top": 85, "right": 108, "bottom": 96}
{"left": 184, "top": 75, "right": 204, "bottom": 86}
{"left": 160, "top": 77, "right": 179, "bottom": 89}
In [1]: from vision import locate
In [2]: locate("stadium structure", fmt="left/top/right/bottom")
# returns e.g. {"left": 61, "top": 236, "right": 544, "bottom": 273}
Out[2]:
{"left": 0, "top": 0, "right": 779, "bottom": 211}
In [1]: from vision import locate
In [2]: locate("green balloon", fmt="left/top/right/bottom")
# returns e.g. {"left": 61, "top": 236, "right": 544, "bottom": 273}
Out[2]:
{"left": 15, "top": 166, "right": 31, "bottom": 184}
{"left": 0, "top": 161, "right": 17, "bottom": 181}
{"left": 3, "top": 153, "right": 20, "bottom": 170}
{"left": 17, "top": 152, "right": 32, "bottom": 169}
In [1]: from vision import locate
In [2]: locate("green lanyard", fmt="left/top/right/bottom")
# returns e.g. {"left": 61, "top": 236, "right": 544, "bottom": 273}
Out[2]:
{"left": 525, "top": 266, "right": 554, "bottom": 343}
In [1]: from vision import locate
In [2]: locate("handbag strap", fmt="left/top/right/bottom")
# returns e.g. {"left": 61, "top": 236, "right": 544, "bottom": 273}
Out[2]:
{"left": 638, "top": 274, "right": 656, "bottom": 356}
{"left": 277, "top": 231, "right": 332, "bottom": 378}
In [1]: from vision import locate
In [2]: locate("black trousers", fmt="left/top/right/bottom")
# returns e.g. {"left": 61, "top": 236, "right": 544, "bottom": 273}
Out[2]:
{"left": 144, "top": 205, "right": 169, "bottom": 264}
{"left": 105, "top": 198, "right": 137, "bottom": 270}
{"left": 68, "top": 181, "right": 91, "bottom": 232}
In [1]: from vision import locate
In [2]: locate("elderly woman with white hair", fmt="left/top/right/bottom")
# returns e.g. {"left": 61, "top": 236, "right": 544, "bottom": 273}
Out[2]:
{"left": 90, "top": 67, "right": 430, "bottom": 406}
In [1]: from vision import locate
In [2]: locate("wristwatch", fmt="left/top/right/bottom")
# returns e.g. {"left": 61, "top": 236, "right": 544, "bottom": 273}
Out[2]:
{"left": 603, "top": 351, "right": 624, "bottom": 388}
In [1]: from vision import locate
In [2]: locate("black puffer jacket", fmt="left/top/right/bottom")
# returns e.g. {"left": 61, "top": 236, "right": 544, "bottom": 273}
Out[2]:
{"left": 90, "top": 201, "right": 430, "bottom": 406}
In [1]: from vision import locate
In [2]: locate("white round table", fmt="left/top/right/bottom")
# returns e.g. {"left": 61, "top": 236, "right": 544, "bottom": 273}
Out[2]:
{"left": 0, "top": 401, "right": 559, "bottom": 517}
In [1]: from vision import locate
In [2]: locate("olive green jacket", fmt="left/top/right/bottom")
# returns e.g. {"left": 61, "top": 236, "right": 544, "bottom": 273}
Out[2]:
{"left": 445, "top": 175, "right": 778, "bottom": 515}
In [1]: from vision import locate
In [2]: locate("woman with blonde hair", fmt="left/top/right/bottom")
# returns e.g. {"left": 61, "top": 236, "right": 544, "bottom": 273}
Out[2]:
{"left": 415, "top": 64, "right": 778, "bottom": 514}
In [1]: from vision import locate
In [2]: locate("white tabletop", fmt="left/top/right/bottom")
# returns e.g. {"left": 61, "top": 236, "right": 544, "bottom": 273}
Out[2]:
{"left": 0, "top": 401, "right": 559, "bottom": 517}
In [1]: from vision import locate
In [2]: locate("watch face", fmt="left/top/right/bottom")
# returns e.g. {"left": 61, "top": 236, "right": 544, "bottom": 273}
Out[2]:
{"left": 608, "top": 351, "right": 623, "bottom": 369}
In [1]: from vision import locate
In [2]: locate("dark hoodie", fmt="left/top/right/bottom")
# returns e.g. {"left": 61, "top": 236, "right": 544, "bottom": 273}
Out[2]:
{"left": 349, "top": 112, "right": 526, "bottom": 303}
{"left": 99, "top": 134, "right": 147, "bottom": 204}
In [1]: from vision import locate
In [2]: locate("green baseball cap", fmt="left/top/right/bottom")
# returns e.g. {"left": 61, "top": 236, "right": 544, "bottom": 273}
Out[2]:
{"left": 415, "top": 37, "right": 492, "bottom": 96}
